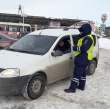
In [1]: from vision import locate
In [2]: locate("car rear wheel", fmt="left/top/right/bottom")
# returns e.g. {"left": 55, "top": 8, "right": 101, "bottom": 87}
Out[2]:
{"left": 23, "top": 74, "right": 46, "bottom": 100}
{"left": 86, "top": 59, "right": 97, "bottom": 75}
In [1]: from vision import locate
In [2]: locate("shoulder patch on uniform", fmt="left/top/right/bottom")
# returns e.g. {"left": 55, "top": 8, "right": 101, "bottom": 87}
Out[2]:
{"left": 84, "top": 40, "right": 88, "bottom": 44}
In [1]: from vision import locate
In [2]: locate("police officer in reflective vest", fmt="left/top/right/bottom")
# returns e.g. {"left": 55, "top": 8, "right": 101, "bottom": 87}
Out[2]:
{"left": 64, "top": 23, "right": 94, "bottom": 93}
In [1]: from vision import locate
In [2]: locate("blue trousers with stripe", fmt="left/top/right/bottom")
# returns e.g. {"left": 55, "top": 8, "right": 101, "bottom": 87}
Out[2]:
{"left": 69, "top": 65, "right": 87, "bottom": 90}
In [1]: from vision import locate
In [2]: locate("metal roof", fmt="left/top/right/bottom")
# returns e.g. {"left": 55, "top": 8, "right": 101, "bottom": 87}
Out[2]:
{"left": 0, "top": 21, "right": 31, "bottom": 27}
{"left": 0, "top": 13, "right": 81, "bottom": 26}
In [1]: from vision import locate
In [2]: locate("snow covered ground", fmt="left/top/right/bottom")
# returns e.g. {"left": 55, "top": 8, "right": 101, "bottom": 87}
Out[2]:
{"left": 98, "top": 38, "right": 110, "bottom": 50}
{"left": 0, "top": 38, "right": 110, "bottom": 109}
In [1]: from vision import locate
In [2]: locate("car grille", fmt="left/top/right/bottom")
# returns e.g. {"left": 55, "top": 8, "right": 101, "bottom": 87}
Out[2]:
{"left": 0, "top": 68, "right": 5, "bottom": 73}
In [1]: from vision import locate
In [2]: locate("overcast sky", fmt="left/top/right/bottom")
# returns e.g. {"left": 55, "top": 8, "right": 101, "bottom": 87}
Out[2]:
{"left": 0, "top": 0, "right": 110, "bottom": 26}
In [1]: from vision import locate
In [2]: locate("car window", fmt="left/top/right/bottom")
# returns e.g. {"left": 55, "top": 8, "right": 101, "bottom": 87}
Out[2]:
{"left": 72, "top": 34, "right": 80, "bottom": 45}
{"left": 8, "top": 35, "right": 57, "bottom": 55}
{"left": 54, "top": 36, "right": 71, "bottom": 54}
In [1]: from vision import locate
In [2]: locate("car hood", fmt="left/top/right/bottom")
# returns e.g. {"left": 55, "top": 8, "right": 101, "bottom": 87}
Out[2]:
{"left": 0, "top": 50, "right": 41, "bottom": 68}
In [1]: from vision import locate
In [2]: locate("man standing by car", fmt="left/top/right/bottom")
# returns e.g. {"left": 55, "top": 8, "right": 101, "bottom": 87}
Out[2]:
{"left": 64, "top": 23, "right": 94, "bottom": 93}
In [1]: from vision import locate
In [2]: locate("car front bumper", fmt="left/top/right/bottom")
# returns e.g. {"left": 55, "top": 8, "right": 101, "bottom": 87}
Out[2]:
{"left": 0, "top": 75, "right": 30, "bottom": 95}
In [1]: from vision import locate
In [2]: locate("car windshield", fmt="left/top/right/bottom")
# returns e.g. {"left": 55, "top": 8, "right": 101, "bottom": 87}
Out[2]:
{"left": 7, "top": 34, "right": 57, "bottom": 55}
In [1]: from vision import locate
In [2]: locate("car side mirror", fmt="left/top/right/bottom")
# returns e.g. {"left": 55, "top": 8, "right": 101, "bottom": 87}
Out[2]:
{"left": 51, "top": 50, "right": 63, "bottom": 57}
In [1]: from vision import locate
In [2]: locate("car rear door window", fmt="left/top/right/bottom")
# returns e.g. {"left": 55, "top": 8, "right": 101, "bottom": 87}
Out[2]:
{"left": 72, "top": 35, "right": 80, "bottom": 45}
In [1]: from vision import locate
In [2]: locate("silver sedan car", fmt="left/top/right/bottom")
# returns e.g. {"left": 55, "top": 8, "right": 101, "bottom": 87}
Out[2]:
{"left": 0, "top": 33, "right": 18, "bottom": 49}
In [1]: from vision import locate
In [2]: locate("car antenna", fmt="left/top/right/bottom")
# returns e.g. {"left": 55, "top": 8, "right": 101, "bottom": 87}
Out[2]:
{"left": 39, "top": 30, "right": 43, "bottom": 35}
{"left": 63, "top": 26, "right": 69, "bottom": 31}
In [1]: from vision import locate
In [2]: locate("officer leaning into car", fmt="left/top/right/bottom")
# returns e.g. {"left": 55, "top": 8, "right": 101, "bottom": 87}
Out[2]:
{"left": 64, "top": 23, "right": 94, "bottom": 93}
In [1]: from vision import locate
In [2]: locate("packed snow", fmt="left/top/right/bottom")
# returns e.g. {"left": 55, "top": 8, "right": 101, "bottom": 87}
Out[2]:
{"left": 0, "top": 37, "right": 110, "bottom": 109}
{"left": 98, "top": 38, "right": 110, "bottom": 50}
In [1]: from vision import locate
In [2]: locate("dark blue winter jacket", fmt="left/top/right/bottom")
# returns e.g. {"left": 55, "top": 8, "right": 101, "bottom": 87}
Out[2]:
{"left": 73, "top": 24, "right": 93, "bottom": 66}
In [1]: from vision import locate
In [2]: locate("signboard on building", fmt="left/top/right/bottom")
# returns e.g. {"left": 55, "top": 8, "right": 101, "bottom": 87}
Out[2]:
{"left": 49, "top": 21, "right": 60, "bottom": 28}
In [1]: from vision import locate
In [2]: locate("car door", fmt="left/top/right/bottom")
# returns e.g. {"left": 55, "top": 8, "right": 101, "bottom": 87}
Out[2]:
{"left": 49, "top": 35, "right": 73, "bottom": 82}
{"left": 0, "top": 34, "right": 11, "bottom": 49}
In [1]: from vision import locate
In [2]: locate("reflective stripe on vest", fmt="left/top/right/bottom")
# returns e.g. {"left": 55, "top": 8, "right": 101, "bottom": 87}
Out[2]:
{"left": 74, "top": 34, "right": 94, "bottom": 60}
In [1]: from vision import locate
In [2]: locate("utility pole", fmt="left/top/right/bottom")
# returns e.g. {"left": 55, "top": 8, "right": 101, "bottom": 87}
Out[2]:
{"left": 21, "top": 6, "right": 27, "bottom": 32}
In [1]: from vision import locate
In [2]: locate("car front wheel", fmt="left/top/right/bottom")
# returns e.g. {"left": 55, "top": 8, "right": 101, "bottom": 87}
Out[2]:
{"left": 23, "top": 74, "right": 46, "bottom": 100}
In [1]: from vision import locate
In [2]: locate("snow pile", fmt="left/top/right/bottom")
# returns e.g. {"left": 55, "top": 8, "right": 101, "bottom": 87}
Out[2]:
{"left": 98, "top": 38, "right": 110, "bottom": 50}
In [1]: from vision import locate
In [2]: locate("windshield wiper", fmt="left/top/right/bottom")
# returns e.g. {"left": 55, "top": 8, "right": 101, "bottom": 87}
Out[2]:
{"left": 6, "top": 48, "right": 31, "bottom": 53}
{"left": 6, "top": 48, "right": 43, "bottom": 55}
{"left": 6, "top": 48, "right": 19, "bottom": 52}
{"left": 15, "top": 50, "right": 39, "bottom": 54}
{"left": 17, "top": 50, "right": 33, "bottom": 53}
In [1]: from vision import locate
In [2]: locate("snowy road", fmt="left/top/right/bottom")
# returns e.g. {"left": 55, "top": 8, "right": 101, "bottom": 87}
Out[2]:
{"left": 0, "top": 48, "right": 110, "bottom": 109}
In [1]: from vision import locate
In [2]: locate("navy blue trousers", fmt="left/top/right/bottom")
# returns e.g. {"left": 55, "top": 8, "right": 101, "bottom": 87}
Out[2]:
{"left": 69, "top": 65, "right": 87, "bottom": 90}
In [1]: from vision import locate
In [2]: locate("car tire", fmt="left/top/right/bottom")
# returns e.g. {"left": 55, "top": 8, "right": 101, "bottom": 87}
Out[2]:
{"left": 23, "top": 74, "right": 46, "bottom": 100}
{"left": 86, "top": 59, "right": 97, "bottom": 75}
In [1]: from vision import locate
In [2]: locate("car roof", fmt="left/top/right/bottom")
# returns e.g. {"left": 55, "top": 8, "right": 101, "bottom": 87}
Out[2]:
{"left": 0, "top": 33, "right": 10, "bottom": 38}
{"left": 0, "top": 33, "right": 18, "bottom": 41}
{"left": 29, "top": 28, "right": 96, "bottom": 37}
{"left": 29, "top": 29, "right": 79, "bottom": 37}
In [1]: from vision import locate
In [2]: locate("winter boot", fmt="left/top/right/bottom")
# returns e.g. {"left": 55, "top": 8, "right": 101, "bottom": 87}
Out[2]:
{"left": 64, "top": 88, "right": 76, "bottom": 93}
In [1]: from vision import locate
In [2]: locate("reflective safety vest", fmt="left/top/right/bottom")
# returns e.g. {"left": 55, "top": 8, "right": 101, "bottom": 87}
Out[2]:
{"left": 74, "top": 34, "right": 94, "bottom": 60}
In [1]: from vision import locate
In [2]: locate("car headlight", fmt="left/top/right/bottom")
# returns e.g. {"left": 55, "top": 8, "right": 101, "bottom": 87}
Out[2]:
{"left": 0, "top": 69, "right": 20, "bottom": 78}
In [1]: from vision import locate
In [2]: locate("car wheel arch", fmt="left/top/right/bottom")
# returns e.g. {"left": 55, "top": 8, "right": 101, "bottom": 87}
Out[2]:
{"left": 93, "top": 58, "right": 98, "bottom": 67}
{"left": 32, "top": 71, "right": 47, "bottom": 84}
{"left": 86, "top": 58, "right": 97, "bottom": 75}
{"left": 22, "top": 71, "right": 47, "bottom": 100}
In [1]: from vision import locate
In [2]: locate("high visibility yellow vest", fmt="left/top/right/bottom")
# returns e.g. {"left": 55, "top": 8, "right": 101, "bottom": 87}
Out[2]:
{"left": 74, "top": 34, "right": 94, "bottom": 60}
{"left": 98, "top": 28, "right": 101, "bottom": 32}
